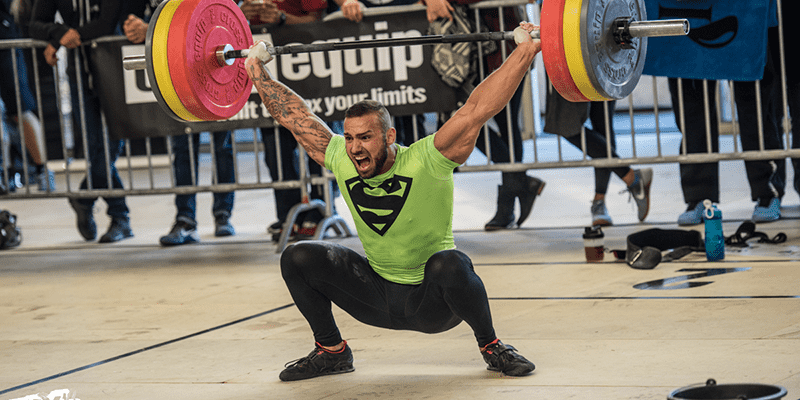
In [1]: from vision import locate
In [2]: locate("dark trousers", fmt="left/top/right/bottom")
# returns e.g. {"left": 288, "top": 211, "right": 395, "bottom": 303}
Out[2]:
{"left": 789, "top": 64, "right": 800, "bottom": 195}
{"left": 170, "top": 131, "right": 235, "bottom": 221}
{"left": 784, "top": 3, "right": 800, "bottom": 194}
{"left": 545, "top": 83, "right": 627, "bottom": 195}
{"left": 476, "top": 84, "right": 524, "bottom": 164}
{"left": 0, "top": 8, "right": 37, "bottom": 172}
{"left": 669, "top": 78, "right": 721, "bottom": 206}
{"left": 0, "top": 8, "right": 35, "bottom": 118}
{"left": 393, "top": 115, "right": 427, "bottom": 146}
{"left": 563, "top": 101, "right": 628, "bottom": 195}
{"left": 0, "top": 49, "right": 35, "bottom": 118}
{"left": 262, "top": 126, "right": 325, "bottom": 224}
{"left": 70, "top": 51, "right": 128, "bottom": 219}
{"left": 280, "top": 241, "right": 497, "bottom": 348}
{"left": 475, "top": 84, "right": 528, "bottom": 187}
{"left": 734, "top": 27, "right": 786, "bottom": 202}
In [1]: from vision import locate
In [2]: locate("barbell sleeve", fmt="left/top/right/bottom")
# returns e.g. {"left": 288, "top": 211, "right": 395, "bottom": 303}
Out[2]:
{"left": 123, "top": 56, "right": 147, "bottom": 71}
{"left": 628, "top": 19, "right": 689, "bottom": 38}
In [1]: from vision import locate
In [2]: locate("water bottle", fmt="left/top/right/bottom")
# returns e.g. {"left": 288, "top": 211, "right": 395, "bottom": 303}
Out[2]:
{"left": 703, "top": 199, "right": 724, "bottom": 261}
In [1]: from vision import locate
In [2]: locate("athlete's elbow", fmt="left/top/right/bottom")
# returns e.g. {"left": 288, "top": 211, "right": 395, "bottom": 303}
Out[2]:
{"left": 461, "top": 98, "right": 499, "bottom": 124}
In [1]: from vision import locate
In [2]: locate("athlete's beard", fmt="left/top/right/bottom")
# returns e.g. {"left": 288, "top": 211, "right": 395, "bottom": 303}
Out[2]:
{"left": 360, "top": 142, "right": 388, "bottom": 179}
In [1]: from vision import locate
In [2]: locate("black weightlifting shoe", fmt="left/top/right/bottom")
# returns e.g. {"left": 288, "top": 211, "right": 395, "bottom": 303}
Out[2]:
{"left": 279, "top": 341, "right": 355, "bottom": 382}
{"left": 69, "top": 198, "right": 97, "bottom": 241}
{"left": 481, "top": 339, "right": 535, "bottom": 376}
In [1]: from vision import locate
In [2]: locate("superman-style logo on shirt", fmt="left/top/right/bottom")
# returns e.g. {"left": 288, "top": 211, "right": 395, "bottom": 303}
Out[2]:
{"left": 345, "top": 175, "right": 412, "bottom": 236}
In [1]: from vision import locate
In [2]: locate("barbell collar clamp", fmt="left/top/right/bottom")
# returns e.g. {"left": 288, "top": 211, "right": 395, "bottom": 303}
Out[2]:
{"left": 216, "top": 44, "right": 236, "bottom": 66}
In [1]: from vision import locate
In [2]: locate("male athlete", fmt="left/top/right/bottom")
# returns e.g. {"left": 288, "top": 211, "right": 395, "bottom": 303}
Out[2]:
{"left": 245, "top": 22, "right": 541, "bottom": 381}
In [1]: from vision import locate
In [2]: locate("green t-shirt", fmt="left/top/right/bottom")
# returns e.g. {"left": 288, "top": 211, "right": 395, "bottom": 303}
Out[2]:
{"left": 325, "top": 134, "right": 460, "bottom": 285}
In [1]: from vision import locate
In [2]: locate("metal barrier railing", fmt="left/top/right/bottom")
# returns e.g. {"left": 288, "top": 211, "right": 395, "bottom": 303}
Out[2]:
{"left": 1, "top": 1, "right": 797, "bottom": 210}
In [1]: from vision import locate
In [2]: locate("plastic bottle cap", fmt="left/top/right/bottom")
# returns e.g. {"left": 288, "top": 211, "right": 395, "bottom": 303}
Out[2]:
{"left": 583, "top": 226, "right": 604, "bottom": 239}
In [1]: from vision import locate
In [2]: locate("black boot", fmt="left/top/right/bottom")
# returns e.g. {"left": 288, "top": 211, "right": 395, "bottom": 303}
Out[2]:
{"left": 516, "top": 176, "right": 545, "bottom": 226}
{"left": 69, "top": 198, "right": 97, "bottom": 241}
{"left": 484, "top": 185, "right": 516, "bottom": 231}
{"left": 496, "top": 172, "right": 546, "bottom": 228}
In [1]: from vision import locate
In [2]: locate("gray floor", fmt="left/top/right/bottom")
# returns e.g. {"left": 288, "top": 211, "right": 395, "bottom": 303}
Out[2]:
{"left": 1, "top": 153, "right": 800, "bottom": 399}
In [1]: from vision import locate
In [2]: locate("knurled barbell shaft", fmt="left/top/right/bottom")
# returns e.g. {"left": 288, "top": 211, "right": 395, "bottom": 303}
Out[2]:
{"left": 122, "top": 19, "right": 688, "bottom": 71}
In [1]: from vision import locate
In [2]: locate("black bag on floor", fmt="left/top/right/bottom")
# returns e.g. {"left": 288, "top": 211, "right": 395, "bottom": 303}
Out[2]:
{"left": 0, "top": 210, "right": 21, "bottom": 249}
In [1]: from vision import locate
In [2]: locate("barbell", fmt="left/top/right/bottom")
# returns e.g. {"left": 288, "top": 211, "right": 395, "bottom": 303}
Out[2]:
{"left": 122, "top": 0, "right": 689, "bottom": 122}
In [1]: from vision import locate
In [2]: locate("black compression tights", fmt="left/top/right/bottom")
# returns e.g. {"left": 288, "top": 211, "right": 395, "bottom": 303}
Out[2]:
{"left": 280, "top": 241, "right": 498, "bottom": 348}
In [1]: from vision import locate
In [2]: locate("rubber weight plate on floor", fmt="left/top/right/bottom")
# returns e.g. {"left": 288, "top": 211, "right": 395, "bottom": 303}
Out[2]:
{"left": 541, "top": 0, "right": 589, "bottom": 102}
{"left": 170, "top": 0, "right": 253, "bottom": 121}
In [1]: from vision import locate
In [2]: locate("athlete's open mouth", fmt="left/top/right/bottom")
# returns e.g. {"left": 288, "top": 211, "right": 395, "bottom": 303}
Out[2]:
{"left": 355, "top": 156, "right": 370, "bottom": 169}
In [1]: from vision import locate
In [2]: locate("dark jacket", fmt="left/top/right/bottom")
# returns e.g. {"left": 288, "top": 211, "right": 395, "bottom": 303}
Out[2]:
{"left": 28, "top": 0, "right": 123, "bottom": 48}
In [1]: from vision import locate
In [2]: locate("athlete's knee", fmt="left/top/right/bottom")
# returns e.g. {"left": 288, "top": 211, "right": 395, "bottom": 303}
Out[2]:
{"left": 280, "top": 241, "right": 323, "bottom": 279}
{"left": 424, "top": 250, "right": 475, "bottom": 284}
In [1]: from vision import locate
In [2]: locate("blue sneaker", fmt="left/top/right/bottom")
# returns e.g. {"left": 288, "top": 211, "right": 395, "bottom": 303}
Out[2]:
{"left": 677, "top": 202, "right": 705, "bottom": 226}
{"left": 160, "top": 216, "right": 199, "bottom": 246}
{"left": 590, "top": 199, "right": 613, "bottom": 226}
{"left": 752, "top": 197, "right": 780, "bottom": 223}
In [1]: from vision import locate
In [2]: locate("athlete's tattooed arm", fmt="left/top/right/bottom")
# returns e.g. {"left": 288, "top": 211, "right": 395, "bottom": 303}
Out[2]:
{"left": 434, "top": 24, "right": 540, "bottom": 165}
{"left": 245, "top": 41, "right": 333, "bottom": 167}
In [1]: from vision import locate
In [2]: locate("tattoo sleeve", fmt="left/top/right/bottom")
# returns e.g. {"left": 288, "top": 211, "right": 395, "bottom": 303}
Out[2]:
{"left": 247, "top": 63, "right": 332, "bottom": 165}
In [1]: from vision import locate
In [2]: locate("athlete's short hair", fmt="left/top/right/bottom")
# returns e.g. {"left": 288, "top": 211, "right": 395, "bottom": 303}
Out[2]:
{"left": 345, "top": 100, "right": 392, "bottom": 135}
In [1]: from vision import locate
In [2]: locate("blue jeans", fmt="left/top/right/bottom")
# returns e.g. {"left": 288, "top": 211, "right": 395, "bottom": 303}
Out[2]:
{"left": 0, "top": 10, "right": 37, "bottom": 172}
{"left": 171, "top": 131, "right": 235, "bottom": 221}
{"left": 0, "top": 9, "right": 35, "bottom": 118}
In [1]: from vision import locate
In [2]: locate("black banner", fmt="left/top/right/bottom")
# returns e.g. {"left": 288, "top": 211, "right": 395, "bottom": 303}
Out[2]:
{"left": 94, "top": 9, "right": 458, "bottom": 140}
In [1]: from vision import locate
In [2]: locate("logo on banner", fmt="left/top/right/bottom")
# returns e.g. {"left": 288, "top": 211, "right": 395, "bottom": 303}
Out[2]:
{"left": 277, "top": 28, "right": 424, "bottom": 87}
{"left": 658, "top": 5, "right": 738, "bottom": 48}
